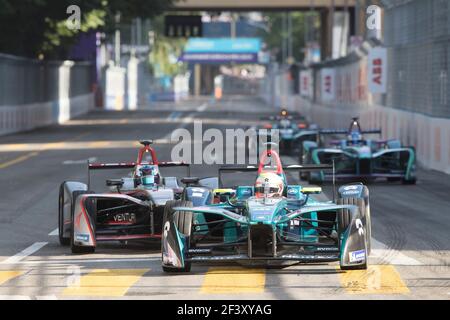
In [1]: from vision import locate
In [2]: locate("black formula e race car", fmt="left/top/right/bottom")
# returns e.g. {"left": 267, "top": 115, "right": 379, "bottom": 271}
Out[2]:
{"left": 58, "top": 140, "right": 190, "bottom": 253}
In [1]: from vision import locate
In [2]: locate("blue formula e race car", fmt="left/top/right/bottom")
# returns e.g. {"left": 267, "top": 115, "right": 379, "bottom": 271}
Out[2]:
{"left": 301, "top": 118, "right": 417, "bottom": 185}
{"left": 160, "top": 147, "right": 372, "bottom": 272}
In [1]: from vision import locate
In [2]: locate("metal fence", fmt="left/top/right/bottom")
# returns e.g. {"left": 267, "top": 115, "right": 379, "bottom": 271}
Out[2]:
{"left": 383, "top": 0, "right": 450, "bottom": 118}
{"left": 0, "top": 53, "right": 93, "bottom": 107}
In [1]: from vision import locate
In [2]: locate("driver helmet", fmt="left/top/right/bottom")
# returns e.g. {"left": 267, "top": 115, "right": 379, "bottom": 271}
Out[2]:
{"left": 136, "top": 165, "right": 160, "bottom": 186}
{"left": 255, "top": 172, "right": 284, "bottom": 198}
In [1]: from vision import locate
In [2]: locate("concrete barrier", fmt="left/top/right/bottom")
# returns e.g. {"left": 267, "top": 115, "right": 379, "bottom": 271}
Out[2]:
{"left": 0, "top": 93, "right": 94, "bottom": 136}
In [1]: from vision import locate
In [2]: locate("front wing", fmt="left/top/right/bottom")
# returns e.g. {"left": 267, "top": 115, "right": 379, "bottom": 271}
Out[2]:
{"left": 162, "top": 204, "right": 367, "bottom": 269}
{"left": 72, "top": 193, "right": 159, "bottom": 248}
{"left": 310, "top": 147, "right": 416, "bottom": 181}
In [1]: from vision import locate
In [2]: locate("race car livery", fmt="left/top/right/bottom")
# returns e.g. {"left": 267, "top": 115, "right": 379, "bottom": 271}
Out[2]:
{"left": 58, "top": 140, "right": 189, "bottom": 253}
{"left": 161, "top": 147, "right": 372, "bottom": 272}
{"left": 250, "top": 109, "right": 319, "bottom": 156}
{"left": 302, "top": 118, "right": 416, "bottom": 184}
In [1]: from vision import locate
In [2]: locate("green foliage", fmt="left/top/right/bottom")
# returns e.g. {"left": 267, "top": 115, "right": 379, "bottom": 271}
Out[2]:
{"left": 148, "top": 14, "right": 188, "bottom": 77}
{"left": 261, "top": 12, "right": 320, "bottom": 64}
{"left": 0, "top": 0, "right": 176, "bottom": 59}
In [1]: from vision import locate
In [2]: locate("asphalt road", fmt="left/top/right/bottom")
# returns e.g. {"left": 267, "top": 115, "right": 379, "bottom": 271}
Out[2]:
{"left": 0, "top": 96, "right": 448, "bottom": 300}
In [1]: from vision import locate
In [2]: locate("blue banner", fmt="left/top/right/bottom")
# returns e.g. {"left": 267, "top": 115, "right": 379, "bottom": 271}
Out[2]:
{"left": 184, "top": 38, "right": 261, "bottom": 54}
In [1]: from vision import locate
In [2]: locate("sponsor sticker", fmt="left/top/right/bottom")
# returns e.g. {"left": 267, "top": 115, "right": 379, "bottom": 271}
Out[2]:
{"left": 349, "top": 249, "right": 366, "bottom": 262}
{"left": 75, "top": 234, "right": 89, "bottom": 242}
{"left": 343, "top": 190, "right": 360, "bottom": 195}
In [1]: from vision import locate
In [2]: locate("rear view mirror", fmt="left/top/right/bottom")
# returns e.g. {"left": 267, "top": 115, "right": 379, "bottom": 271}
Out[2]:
{"left": 106, "top": 179, "right": 123, "bottom": 187}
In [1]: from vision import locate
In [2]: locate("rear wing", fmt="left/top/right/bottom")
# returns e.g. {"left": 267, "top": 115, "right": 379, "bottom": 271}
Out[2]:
{"left": 319, "top": 129, "right": 382, "bottom": 135}
{"left": 88, "top": 161, "right": 189, "bottom": 170}
{"left": 218, "top": 164, "right": 333, "bottom": 188}
{"left": 260, "top": 115, "right": 305, "bottom": 121}
{"left": 87, "top": 160, "right": 190, "bottom": 188}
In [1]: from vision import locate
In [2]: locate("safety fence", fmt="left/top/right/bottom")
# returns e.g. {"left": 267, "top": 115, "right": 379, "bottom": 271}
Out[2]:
{"left": 258, "top": 27, "right": 450, "bottom": 173}
{"left": 0, "top": 53, "right": 94, "bottom": 136}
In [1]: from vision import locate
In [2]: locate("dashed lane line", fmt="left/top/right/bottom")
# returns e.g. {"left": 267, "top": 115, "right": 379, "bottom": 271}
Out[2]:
{"left": 0, "top": 132, "right": 90, "bottom": 168}
{"left": 0, "top": 271, "right": 25, "bottom": 286}
{"left": 48, "top": 228, "right": 59, "bottom": 236}
{"left": 0, "top": 257, "right": 157, "bottom": 266}
{"left": 0, "top": 242, "right": 48, "bottom": 265}
{"left": 62, "top": 269, "right": 149, "bottom": 297}
{"left": 0, "top": 151, "right": 39, "bottom": 169}
{"left": 338, "top": 265, "right": 410, "bottom": 295}
{"left": 200, "top": 267, "right": 265, "bottom": 294}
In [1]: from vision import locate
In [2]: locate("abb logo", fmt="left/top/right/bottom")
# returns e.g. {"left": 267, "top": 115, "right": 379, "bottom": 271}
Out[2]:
{"left": 324, "top": 75, "right": 332, "bottom": 93}
{"left": 367, "top": 47, "right": 387, "bottom": 94}
{"left": 372, "top": 58, "right": 383, "bottom": 85}
{"left": 302, "top": 77, "right": 308, "bottom": 91}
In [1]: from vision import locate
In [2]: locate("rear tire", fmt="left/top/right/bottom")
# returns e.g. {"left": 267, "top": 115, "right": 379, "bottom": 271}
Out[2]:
{"left": 58, "top": 182, "right": 70, "bottom": 246}
{"left": 161, "top": 200, "right": 193, "bottom": 273}
{"left": 70, "top": 190, "right": 95, "bottom": 254}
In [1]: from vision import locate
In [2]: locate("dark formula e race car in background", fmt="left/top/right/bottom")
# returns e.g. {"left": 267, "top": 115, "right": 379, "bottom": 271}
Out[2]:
{"left": 58, "top": 140, "right": 191, "bottom": 253}
{"left": 251, "top": 109, "right": 319, "bottom": 155}
{"left": 301, "top": 118, "right": 416, "bottom": 184}
{"left": 161, "top": 147, "right": 372, "bottom": 272}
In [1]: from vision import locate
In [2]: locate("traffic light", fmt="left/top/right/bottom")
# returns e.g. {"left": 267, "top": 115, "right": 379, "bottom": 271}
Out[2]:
{"left": 164, "top": 15, "right": 202, "bottom": 37}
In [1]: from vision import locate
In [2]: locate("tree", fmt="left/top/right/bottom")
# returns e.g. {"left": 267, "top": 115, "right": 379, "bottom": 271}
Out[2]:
{"left": 260, "top": 12, "right": 320, "bottom": 64}
{"left": 0, "top": 0, "right": 177, "bottom": 59}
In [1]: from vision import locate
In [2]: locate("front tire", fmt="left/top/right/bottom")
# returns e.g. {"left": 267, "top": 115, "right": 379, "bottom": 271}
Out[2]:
{"left": 58, "top": 182, "right": 70, "bottom": 246}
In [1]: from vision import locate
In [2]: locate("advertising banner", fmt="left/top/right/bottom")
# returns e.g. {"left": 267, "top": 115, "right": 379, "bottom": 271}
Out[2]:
{"left": 299, "top": 70, "right": 313, "bottom": 98}
{"left": 321, "top": 68, "right": 335, "bottom": 102}
{"left": 367, "top": 47, "right": 387, "bottom": 94}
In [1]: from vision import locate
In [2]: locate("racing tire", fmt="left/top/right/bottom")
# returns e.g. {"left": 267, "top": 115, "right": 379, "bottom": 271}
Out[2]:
{"left": 337, "top": 197, "right": 370, "bottom": 270}
{"left": 58, "top": 182, "right": 70, "bottom": 246}
{"left": 70, "top": 190, "right": 95, "bottom": 254}
{"left": 161, "top": 200, "right": 193, "bottom": 273}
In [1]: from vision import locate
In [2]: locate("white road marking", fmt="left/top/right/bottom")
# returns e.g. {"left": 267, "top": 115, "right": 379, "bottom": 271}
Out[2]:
{"left": 167, "top": 111, "right": 181, "bottom": 121}
{"left": 371, "top": 239, "right": 423, "bottom": 265}
{"left": 48, "top": 228, "right": 58, "bottom": 236}
{"left": 0, "top": 242, "right": 48, "bottom": 264}
{"left": 0, "top": 295, "right": 31, "bottom": 300}
{"left": 36, "top": 295, "right": 58, "bottom": 300}
{"left": 63, "top": 157, "right": 97, "bottom": 165}
{"left": 196, "top": 103, "right": 208, "bottom": 112}
{"left": 0, "top": 257, "right": 157, "bottom": 266}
